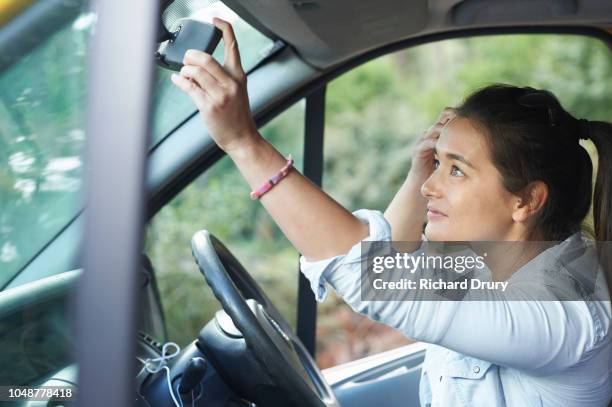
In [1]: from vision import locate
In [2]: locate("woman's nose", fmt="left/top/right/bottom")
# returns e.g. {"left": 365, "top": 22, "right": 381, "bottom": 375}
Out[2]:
{"left": 420, "top": 171, "right": 441, "bottom": 199}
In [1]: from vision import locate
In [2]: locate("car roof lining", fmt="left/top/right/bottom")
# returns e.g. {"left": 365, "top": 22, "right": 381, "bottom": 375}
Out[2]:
{"left": 222, "top": 0, "right": 612, "bottom": 69}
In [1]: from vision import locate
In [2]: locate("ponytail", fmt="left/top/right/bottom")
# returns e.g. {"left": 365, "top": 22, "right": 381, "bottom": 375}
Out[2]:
{"left": 588, "top": 120, "right": 612, "bottom": 293}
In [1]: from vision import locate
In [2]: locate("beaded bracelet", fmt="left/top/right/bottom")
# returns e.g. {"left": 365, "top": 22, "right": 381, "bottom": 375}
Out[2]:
{"left": 250, "top": 154, "right": 294, "bottom": 200}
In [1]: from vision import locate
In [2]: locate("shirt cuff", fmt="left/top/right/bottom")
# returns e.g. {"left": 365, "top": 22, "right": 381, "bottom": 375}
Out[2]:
{"left": 299, "top": 209, "right": 392, "bottom": 302}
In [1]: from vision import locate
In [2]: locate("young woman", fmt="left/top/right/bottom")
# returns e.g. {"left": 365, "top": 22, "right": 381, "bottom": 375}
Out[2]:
{"left": 171, "top": 19, "right": 612, "bottom": 406}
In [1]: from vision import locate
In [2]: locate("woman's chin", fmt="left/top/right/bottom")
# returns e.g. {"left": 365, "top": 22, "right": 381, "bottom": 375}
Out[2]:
{"left": 425, "top": 224, "right": 486, "bottom": 242}
{"left": 424, "top": 223, "right": 457, "bottom": 241}
{"left": 423, "top": 222, "right": 444, "bottom": 242}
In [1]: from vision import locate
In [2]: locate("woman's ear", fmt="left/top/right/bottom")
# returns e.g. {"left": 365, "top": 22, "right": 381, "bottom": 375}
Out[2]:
{"left": 512, "top": 181, "right": 549, "bottom": 222}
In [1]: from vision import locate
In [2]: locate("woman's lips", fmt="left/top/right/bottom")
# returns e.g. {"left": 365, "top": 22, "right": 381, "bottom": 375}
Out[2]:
{"left": 427, "top": 207, "right": 448, "bottom": 220}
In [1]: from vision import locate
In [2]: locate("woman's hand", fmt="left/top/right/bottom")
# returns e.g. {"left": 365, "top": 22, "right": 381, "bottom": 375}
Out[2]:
{"left": 408, "top": 107, "right": 457, "bottom": 184}
{"left": 170, "top": 17, "right": 259, "bottom": 153}
{"left": 170, "top": 18, "right": 369, "bottom": 260}
{"left": 384, "top": 107, "right": 457, "bottom": 243}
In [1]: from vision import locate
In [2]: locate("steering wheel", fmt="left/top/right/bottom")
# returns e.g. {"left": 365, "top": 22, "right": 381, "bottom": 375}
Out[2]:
{"left": 191, "top": 230, "right": 341, "bottom": 407}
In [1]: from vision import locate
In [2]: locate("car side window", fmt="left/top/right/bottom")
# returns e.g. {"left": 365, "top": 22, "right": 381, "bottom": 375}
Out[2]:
{"left": 0, "top": 9, "right": 93, "bottom": 289}
{"left": 145, "top": 101, "right": 305, "bottom": 347}
{"left": 317, "top": 33, "right": 611, "bottom": 368}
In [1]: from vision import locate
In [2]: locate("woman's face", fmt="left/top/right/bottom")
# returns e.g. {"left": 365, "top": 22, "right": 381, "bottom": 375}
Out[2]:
{"left": 421, "top": 117, "right": 521, "bottom": 241}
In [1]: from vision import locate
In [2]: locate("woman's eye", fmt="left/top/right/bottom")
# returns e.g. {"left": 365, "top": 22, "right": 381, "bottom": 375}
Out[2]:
{"left": 433, "top": 159, "right": 440, "bottom": 169}
{"left": 451, "top": 165, "right": 464, "bottom": 177}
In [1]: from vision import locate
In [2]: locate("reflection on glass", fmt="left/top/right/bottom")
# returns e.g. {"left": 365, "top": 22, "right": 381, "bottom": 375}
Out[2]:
{"left": 0, "top": 0, "right": 273, "bottom": 288}
{"left": 0, "top": 11, "right": 93, "bottom": 288}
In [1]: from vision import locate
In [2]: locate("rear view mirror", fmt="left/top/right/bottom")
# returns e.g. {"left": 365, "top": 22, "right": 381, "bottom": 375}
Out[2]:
{"left": 156, "top": 18, "right": 222, "bottom": 71}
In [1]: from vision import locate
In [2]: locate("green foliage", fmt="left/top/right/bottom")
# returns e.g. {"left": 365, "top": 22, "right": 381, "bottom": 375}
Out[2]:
{"left": 145, "top": 102, "right": 305, "bottom": 346}
{"left": 322, "top": 34, "right": 612, "bottom": 212}
{"left": 326, "top": 58, "right": 397, "bottom": 116}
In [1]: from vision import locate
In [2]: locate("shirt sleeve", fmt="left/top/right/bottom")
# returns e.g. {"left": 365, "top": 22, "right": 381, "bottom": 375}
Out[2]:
{"left": 298, "top": 209, "right": 605, "bottom": 374}
{"left": 298, "top": 208, "right": 433, "bottom": 335}
{"left": 299, "top": 209, "right": 394, "bottom": 302}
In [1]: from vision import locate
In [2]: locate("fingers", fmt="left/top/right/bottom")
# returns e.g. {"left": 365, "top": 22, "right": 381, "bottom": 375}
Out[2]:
{"left": 416, "top": 137, "right": 437, "bottom": 153}
{"left": 180, "top": 18, "right": 247, "bottom": 89}
{"left": 183, "top": 50, "right": 232, "bottom": 87}
{"left": 420, "top": 106, "right": 457, "bottom": 141}
{"left": 170, "top": 73, "right": 210, "bottom": 110}
{"left": 212, "top": 17, "right": 246, "bottom": 80}
{"left": 438, "top": 106, "right": 457, "bottom": 124}
{"left": 179, "top": 65, "right": 223, "bottom": 101}
{"left": 422, "top": 121, "right": 445, "bottom": 141}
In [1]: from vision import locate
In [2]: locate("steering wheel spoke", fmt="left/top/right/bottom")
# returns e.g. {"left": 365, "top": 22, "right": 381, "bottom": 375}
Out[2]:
{"left": 191, "top": 230, "right": 340, "bottom": 407}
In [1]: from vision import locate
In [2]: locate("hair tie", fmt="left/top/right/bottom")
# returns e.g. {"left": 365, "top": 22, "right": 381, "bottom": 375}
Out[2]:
{"left": 578, "top": 118, "right": 590, "bottom": 141}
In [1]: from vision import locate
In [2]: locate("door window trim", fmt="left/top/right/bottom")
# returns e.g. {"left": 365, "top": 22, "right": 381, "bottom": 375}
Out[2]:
{"left": 296, "top": 85, "right": 327, "bottom": 355}
{"left": 147, "top": 25, "right": 612, "bottom": 221}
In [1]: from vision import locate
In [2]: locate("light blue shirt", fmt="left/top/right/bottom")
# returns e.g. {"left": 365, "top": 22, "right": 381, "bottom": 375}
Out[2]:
{"left": 300, "top": 209, "right": 612, "bottom": 407}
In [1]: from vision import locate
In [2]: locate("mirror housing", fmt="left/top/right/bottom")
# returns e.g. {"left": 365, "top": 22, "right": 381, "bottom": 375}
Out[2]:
{"left": 156, "top": 18, "right": 222, "bottom": 71}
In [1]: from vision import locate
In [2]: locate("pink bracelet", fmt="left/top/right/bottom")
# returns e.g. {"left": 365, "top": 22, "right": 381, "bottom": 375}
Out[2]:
{"left": 250, "top": 154, "right": 294, "bottom": 200}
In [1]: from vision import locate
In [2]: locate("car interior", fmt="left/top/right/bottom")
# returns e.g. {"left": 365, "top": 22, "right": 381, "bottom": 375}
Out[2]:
{"left": 0, "top": 0, "right": 611, "bottom": 406}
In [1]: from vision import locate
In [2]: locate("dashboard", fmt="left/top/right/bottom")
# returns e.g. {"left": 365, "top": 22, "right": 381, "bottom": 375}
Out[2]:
{"left": 0, "top": 267, "right": 254, "bottom": 406}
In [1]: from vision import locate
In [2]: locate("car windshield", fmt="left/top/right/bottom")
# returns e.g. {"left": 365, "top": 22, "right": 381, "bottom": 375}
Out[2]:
{"left": 0, "top": 1, "right": 273, "bottom": 289}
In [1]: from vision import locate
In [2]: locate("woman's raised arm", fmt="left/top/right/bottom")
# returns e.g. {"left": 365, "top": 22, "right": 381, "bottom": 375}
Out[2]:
{"left": 170, "top": 18, "right": 368, "bottom": 261}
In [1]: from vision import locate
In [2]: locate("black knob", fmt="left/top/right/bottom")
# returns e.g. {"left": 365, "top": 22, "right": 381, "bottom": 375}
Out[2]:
{"left": 178, "top": 357, "right": 207, "bottom": 394}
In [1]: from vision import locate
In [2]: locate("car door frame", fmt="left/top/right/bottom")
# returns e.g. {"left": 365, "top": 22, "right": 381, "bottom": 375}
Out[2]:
{"left": 137, "top": 26, "right": 612, "bottom": 407}
{"left": 75, "top": 0, "right": 158, "bottom": 405}
{"left": 144, "top": 24, "right": 612, "bottom": 360}
{"left": 7, "top": 25, "right": 610, "bottom": 295}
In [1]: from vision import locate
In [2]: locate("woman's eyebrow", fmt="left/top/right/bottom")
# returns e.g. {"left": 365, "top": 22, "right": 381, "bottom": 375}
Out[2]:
{"left": 433, "top": 147, "right": 475, "bottom": 169}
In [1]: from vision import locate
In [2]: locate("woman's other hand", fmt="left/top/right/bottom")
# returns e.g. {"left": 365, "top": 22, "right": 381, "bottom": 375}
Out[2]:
{"left": 170, "top": 17, "right": 258, "bottom": 153}
{"left": 408, "top": 107, "right": 457, "bottom": 185}
{"left": 384, "top": 107, "right": 456, "bottom": 243}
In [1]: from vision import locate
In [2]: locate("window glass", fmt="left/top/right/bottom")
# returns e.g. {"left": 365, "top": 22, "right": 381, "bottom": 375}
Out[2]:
{"left": 0, "top": 9, "right": 93, "bottom": 288}
{"left": 0, "top": 0, "right": 273, "bottom": 289}
{"left": 145, "top": 101, "right": 305, "bottom": 347}
{"left": 0, "top": 2, "right": 90, "bottom": 388}
{"left": 318, "top": 34, "right": 611, "bottom": 368}
{"left": 151, "top": 2, "right": 274, "bottom": 145}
